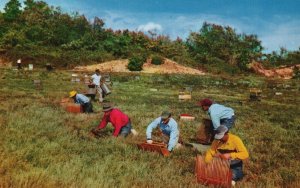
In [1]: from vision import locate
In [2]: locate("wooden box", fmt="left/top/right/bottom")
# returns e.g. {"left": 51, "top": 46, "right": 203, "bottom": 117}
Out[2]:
{"left": 196, "top": 119, "right": 214, "bottom": 145}
{"left": 66, "top": 104, "right": 83, "bottom": 113}
{"left": 137, "top": 141, "right": 170, "bottom": 157}
{"left": 179, "top": 91, "right": 192, "bottom": 100}
{"left": 249, "top": 88, "right": 262, "bottom": 101}
{"left": 60, "top": 98, "right": 70, "bottom": 107}
{"left": 195, "top": 155, "right": 232, "bottom": 187}
{"left": 180, "top": 114, "right": 195, "bottom": 121}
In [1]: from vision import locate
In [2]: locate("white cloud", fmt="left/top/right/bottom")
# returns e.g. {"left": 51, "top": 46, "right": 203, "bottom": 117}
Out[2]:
{"left": 137, "top": 22, "right": 163, "bottom": 33}
{"left": 257, "top": 19, "right": 300, "bottom": 52}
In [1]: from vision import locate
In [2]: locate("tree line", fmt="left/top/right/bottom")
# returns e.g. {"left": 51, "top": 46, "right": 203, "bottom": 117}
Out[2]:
{"left": 0, "top": 0, "right": 299, "bottom": 73}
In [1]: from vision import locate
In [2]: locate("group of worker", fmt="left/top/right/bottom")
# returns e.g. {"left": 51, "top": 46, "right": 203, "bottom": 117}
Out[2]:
{"left": 68, "top": 69, "right": 249, "bottom": 186}
{"left": 69, "top": 69, "right": 106, "bottom": 113}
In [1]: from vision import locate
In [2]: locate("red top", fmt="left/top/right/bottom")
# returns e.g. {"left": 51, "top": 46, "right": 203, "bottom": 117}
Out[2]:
{"left": 98, "top": 108, "right": 130, "bottom": 137}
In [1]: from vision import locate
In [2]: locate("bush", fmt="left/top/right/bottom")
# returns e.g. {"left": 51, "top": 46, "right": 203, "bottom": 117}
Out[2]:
{"left": 128, "top": 56, "right": 144, "bottom": 71}
{"left": 151, "top": 55, "right": 164, "bottom": 65}
{"left": 292, "top": 66, "right": 300, "bottom": 79}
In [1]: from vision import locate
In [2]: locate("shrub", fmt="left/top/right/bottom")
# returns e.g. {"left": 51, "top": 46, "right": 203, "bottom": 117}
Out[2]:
{"left": 128, "top": 56, "right": 144, "bottom": 71}
{"left": 151, "top": 55, "right": 164, "bottom": 65}
{"left": 292, "top": 66, "right": 300, "bottom": 79}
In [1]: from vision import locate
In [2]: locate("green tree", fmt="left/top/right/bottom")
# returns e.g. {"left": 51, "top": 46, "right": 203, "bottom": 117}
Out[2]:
{"left": 186, "top": 22, "right": 263, "bottom": 72}
{"left": 3, "top": 0, "right": 22, "bottom": 22}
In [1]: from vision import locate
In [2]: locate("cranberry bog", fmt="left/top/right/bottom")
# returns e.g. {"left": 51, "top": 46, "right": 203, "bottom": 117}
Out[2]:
{"left": 0, "top": 68, "right": 299, "bottom": 187}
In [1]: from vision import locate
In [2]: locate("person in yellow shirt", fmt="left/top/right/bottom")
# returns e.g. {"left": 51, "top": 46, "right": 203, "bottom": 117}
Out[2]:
{"left": 205, "top": 125, "right": 249, "bottom": 185}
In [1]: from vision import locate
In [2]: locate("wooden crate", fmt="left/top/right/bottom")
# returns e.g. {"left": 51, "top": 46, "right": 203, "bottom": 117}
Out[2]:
{"left": 195, "top": 155, "right": 232, "bottom": 187}
{"left": 180, "top": 114, "right": 195, "bottom": 121}
{"left": 60, "top": 98, "right": 71, "bottom": 107}
{"left": 137, "top": 141, "right": 170, "bottom": 157}
{"left": 196, "top": 119, "right": 214, "bottom": 145}
{"left": 249, "top": 88, "right": 262, "bottom": 101}
{"left": 66, "top": 104, "right": 83, "bottom": 113}
{"left": 179, "top": 90, "right": 192, "bottom": 100}
{"left": 179, "top": 94, "right": 192, "bottom": 100}
{"left": 60, "top": 99, "right": 82, "bottom": 113}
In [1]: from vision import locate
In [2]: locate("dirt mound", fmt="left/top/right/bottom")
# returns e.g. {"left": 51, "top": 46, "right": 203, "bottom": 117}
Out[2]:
{"left": 250, "top": 62, "right": 300, "bottom": 79}
{"left": 74, "top": 59, "right": 205, "bottom": 75}
{"left": 0, "top": 57, "right": 11, "bottom": 67}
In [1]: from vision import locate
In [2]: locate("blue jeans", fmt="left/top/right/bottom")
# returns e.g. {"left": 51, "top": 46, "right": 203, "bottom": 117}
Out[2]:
{"left": 231, "top": 160, "right": 243, "bottom": 181}
{"left": 220, "top": 115, "right": 235, "bottom": 130}
{"left": 119, "top": 121, "right": 132, "bottom": 137}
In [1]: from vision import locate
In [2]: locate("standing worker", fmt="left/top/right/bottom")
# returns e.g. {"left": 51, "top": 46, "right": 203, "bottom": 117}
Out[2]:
{"left": 90, "top": 69, "right": 104, "bottom": 103}
{"left": 146, "top": 111, "right": 180, "bottom": 152}
{"left": 17, "top": 59, "right": 22, "bottom": 70}
{"left": 205, "top": 125, "right": 249, "bottom": 186}
{"left": 69, "top": 91, "right": 93, "bottom": 113}
{"left": 93, "top": 103, "right": 132, "bottom": 137}
{"left": 197, "top": 98, "right": 235, "bottom": 130}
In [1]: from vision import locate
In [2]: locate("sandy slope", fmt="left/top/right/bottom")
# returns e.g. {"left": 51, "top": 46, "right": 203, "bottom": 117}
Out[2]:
{"left": 250, "top": 62, "right": 300, "bottom": 79}
{"left": 74, "top": 59, "right": 205, "bottom": 75}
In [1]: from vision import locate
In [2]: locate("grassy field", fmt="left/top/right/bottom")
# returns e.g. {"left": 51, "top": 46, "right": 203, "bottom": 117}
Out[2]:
{"left": 0, "top": 68, "right": 299, "bottom": 188}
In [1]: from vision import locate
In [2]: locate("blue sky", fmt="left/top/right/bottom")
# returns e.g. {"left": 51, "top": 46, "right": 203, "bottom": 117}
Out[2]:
{"left": 1, "top": 0, "right": 300, "bottom": 52}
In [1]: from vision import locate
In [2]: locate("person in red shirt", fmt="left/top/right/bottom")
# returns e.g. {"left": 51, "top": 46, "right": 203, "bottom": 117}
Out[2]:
{"left": 94, "top": 103, "right": 132, "bottom": 137}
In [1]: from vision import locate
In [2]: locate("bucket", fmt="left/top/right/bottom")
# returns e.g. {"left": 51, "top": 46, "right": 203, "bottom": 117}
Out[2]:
{"left": 100, "top": 83, "right": 111, "bottom": 95}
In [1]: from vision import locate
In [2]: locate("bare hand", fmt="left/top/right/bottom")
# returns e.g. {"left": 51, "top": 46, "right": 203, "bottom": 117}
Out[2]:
{"left": 219, "top": 153, "right": 231, "bottom": 160}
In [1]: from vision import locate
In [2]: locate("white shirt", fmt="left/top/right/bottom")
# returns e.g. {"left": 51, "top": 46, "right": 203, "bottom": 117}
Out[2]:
{"left": 91, "top": 73, "right": 101, "bottom": 86}
{"left": 17, "top": 59, "right": 21, "bottom": 64}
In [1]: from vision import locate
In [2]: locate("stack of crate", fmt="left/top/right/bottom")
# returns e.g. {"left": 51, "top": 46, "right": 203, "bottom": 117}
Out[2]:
{"left": 195, "top": 155, "right": 232, "bottom": 187}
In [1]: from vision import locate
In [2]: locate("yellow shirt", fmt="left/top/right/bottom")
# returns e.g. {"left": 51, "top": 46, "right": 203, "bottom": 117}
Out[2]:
{"left": 205, "top": 133, "right": 249, "bottom": 163}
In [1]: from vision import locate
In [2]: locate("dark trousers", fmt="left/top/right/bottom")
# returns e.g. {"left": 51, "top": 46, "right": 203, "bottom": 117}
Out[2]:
{"left": 119, "top": 121, "right": 132, "bottom": 137}
{"left": 82, "top": 102, "right": 93, "bottom": 113}
{"left": 230, "top": 160, "right": 244, "bottom": 181}
{"left": 220, "top": 115, "right": 236, "bottom": 130}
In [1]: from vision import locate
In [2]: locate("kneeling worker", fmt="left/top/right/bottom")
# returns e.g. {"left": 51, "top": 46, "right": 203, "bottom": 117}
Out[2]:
{"left": 205, "top": 125, "right": 249, "bottom": 186}
{"left": 94, "top": 103, "right": 132, "bottom": 137}
{"left": 69, "top": 91, "right": 93, "bottom": 113}
{"left": 198, "top": 98, "right": 235, "bottom": 130}
{"left": 146, "top": 111, "right": 180, "bottom": 152}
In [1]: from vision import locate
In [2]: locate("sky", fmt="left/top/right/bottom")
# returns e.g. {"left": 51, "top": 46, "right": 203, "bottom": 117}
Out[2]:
{"left": 1, "top": 0, "right": 300, "bottom": 52}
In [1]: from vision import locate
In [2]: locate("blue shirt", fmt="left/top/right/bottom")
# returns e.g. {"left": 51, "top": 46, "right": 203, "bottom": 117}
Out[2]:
{"left": 208, "top": 104, "right": 234, "bottom": 130}
{"left": 74, "top": 94, "right": 90, "bottom": 104}
{"left": 146, "top": 117, "right": 179, "bottom": 151}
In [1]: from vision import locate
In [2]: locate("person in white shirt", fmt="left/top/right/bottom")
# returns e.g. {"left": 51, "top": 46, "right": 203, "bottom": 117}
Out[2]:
{"left": 90, "top": 69, "right": 103, "bottom": 102}
{"left": 17, "top": 59, "right": 22, "bottom": 69}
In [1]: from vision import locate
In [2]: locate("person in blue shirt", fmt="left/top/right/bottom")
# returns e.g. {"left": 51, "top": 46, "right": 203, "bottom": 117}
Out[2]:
{"left": 197, "top": 98, "right": 235, "bottom": 130}
{"left": 69, "top": 91, "right": 93, "bottom": 113}
{"left": 146, "top": 111, "right": 180, "bottom": 152}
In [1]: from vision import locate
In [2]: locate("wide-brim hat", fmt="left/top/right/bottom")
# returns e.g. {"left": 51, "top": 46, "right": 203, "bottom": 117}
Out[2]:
{"left": 69, "top": 90, "right": 77, "bottom": 98}
{"left": 214, "top": 125, "right": 228, "bottom": 139}
{"left": 102, "top": 103, "right": 114, "bottom": 112}
{"left": 161, "top": 111, "right": 171, "bottom": 120}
